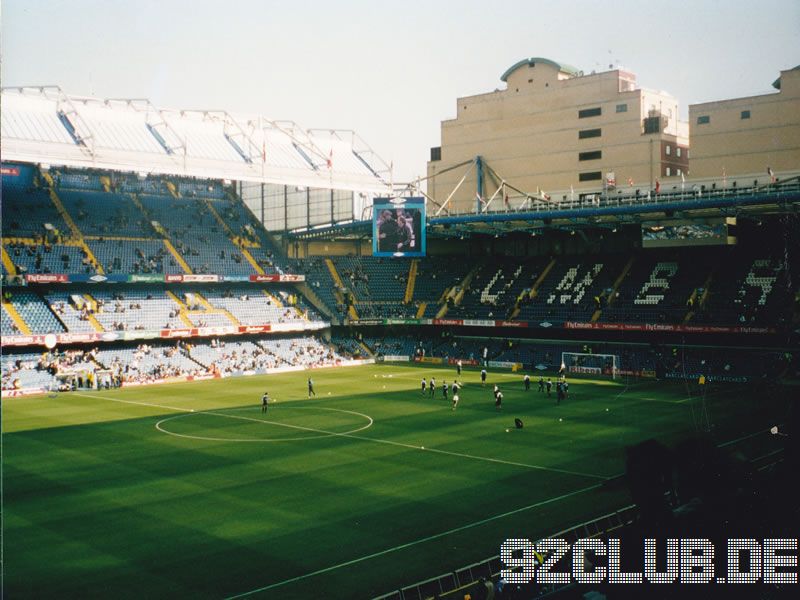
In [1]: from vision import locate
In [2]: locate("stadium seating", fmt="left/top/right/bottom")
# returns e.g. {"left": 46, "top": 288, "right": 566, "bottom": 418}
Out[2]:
{"left": 1, "top": 187, "right": 70, "bottom": 239}
{"left": 4, "top": 242, "right": 90, "bottom": 275}
{"left": 84, "top": 290, "right": 187, "bottom": 331}
{"left": 288, "top": 257, "right": 343, "bottom": 316}
{"left": 599, "top": 252, "right": 703, "bottom": 324}
{"left": 86, "top": 238, "right": 182, "bottom": 275}
{"left": 189, "top": 336, "right": 346, "bottom": 374}
{"left": 59, "top": 190, "right": 156, "bottom": 238}
{"left": 94, "top": 345, "right": 206, "bottom": 381}
{"left": 450, "top": 257, "right": 551, "bottom": 320}
{"left": 1, "top": 353, "right": 57, "bottom": 391}
{"left": 7, "top": 291, "right": 65, "bottom": 334}
{"left": 412, "top": 256, "right": 472, "bottom": 317}
{"left": 44, "top": 292, "right": 101, "bottom": 333}
{"left": 199, "top": 286, "right": 314, "bottom": 324}
{"left": 137, "top": 194, "right": 255, "bottom": 275}
{"left": 698, "top": 255, "right": 789, "bottom": 326}
{"left": 330, "top": 335, "right": 367, "bottom": 357}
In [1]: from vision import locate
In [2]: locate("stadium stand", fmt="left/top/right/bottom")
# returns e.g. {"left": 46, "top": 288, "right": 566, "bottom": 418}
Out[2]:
{"left": 58, "top": 190, "right": 156, "bottom": 238}
{"left": 411, "top": 256, "right": 472, "bottom": 317}
{"left": 289, "top": 257, "right": 348, "bottom": 317}
{"left": 1, "top": 353, "right": 57, "bottom": 392}
{"left": 1, "top": 187, "right": 70, "bottom": 240}
{"left": 7, "top": 291, "right": 65, "bottom": 334}
{"left": 86, "top": 238, "right": 179, "bottom": 275}
{"left": 136, "top": 194, "right": 255, "bottom": 275}
{"left": 4, "top": 241, "right": 90, "bottom": 275}
{"left": 94, "top": 344, "right": 207, "bottom": 383}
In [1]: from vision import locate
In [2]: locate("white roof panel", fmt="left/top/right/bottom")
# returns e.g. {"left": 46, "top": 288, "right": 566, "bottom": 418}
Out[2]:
{"left": 0, "top": 87, "right": 391, "bottom": 194}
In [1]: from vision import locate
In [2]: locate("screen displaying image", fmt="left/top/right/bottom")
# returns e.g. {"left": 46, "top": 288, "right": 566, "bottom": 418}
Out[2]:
{"left": 372, "top": 197, "right": 426, "bottom": 257}
{"left": 641, "top": 218, "right": 736, "bottom": 248}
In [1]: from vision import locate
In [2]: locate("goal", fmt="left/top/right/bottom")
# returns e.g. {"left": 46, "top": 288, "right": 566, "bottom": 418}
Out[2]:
{"left": 561, "top": 352, "right": 620, "bottom": 379}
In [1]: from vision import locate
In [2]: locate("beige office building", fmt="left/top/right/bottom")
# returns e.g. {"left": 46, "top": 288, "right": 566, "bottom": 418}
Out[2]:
{"left": 427, "top": 58, "right": 688, "bottom": 212}
{"left": 688, "top": 65, "right": 800, "bottom": 180}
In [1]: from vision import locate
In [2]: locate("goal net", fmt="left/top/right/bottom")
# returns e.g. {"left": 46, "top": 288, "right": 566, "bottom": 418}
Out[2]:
{"left": 561, "top": 352, "right": 620, "bottom": 379}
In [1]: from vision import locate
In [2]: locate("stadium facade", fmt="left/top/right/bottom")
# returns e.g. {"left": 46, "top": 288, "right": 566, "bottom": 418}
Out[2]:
{"left": 426, "top": 58, "right": 689, "bottom": 212}
{"left": 689, "top": 65, "right": 800, "bottom": 178}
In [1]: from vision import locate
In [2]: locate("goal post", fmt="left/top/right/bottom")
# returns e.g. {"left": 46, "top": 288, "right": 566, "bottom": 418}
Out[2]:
{"left": 561, "top": 352, "right": 620, "bottom": 379}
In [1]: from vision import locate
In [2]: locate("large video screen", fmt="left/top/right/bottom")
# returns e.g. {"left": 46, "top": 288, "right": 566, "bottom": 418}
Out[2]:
{"left": 641, "top": 218, "right": 736, "bottom": 248}
{"left": 372, "top": 197, "right": 426, "bottom": 257}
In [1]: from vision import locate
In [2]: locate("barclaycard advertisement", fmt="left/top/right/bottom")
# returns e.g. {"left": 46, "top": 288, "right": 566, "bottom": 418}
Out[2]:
{"left": 372, "top": 197, "right": 426, "bottom": 257}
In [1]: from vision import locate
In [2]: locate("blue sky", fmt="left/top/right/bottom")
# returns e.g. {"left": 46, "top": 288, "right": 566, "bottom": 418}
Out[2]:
{"left": 2, "top": 0, "right": 799, "bottom": 182}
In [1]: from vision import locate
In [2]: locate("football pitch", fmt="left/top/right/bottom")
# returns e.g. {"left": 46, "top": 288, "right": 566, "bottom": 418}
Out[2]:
{"left": 2, "top": 363, "right": 778, "bottom": 599}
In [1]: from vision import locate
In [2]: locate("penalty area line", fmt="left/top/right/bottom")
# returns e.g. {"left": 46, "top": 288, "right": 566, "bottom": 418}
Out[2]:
{"left": 223, "top": 481, "right": 603, "bottom": 600}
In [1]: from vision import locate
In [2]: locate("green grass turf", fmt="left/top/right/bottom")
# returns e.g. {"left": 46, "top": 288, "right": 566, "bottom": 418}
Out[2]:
{"left": 2, "top": 364, "right": 781, "bottom": 599}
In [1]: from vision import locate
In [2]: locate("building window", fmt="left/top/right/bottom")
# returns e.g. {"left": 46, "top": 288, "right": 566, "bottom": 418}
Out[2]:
{"left": 430, "top": 147, "right": 441, "bottom": 161}
{"left": 578, "top": 171, "right": 602, "bottom": 182}
{"left": 578, "top": 128, "right": 602, "bottom": 139}
{"left": 697, "top": 115, "right": 710, "bottom": 124}
{"left": 666, "top": 167, "right": 672, "bottom": 177}
{"left": 616, "top": 103, "right": 628, "bottom": 113}
{"left": 741, "top": 110, "right": 751, "bottom": 119}
{"left": 676, "top": 147, "right": 682, "bottom": 158}
{"left": 677, "top": 168, "right": 682, "bottom": 176}
{"left": 643, "top": 116, "right": 661, "bottom": 134}
{"left": 579, "top": 150, "right": 602, "bottom": 161}
{"left": 665, "top": 145, "right": 671, "bottom": 156}
{"left": 579, "top": 107, "right": 602, "bottom": 118}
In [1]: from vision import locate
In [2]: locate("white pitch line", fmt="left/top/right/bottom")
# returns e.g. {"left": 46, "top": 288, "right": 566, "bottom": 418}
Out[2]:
{"left": 161, "top": 408, "right": 606, "bottom": 480}
{"left": 413, "top": 445, "right": 606, "bottom": 480}
{"left": 155, "top": 407, "right": 374, "bottom": 443}
{"left": 73, "top": 392, "right": 193, "bottom": 413}
{"left": 223, "top": 481, "right": 604, "bottom": 600}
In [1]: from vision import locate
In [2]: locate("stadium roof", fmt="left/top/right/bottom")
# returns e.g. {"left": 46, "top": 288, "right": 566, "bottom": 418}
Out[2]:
{"left": 500, "top": 57, "right": 582, "bottom": 82}
{"left": 0, "top": 86, "right": 393, "bottom": 194}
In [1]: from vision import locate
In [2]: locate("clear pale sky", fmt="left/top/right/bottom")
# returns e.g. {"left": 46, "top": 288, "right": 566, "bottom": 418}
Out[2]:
{"left": 2, "top": 0, "right": 799, "bottom": 183}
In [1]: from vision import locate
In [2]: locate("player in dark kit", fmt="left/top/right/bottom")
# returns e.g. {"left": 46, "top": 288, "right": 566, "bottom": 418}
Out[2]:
{"left": 524, "top": 374, "right": 530, "bottom": 391}
{"left": 456, "top": 360, "right": 462, "bottom": 376}
{"left": 538, "top": 376, "right": 544, "bottom": 392}
{"left": 308, "top": 377, "right": 315, "bottom": 397}
{"left": 546, "top": 378, "right": 552, "bottom": 396}
{"left": 442, "top": 381, "right": 449, "bottom": 401}
{"left": 556, "top": 381, "right": 565, "bottom": 404}
{"left": 495, "top": 391, "right": 503, "bottom": 410}
{"left": 261, "top": 391, "right": 270, "bottom": 413}
{"left": 481, "top": 369, "right": 487, "bottom": 386}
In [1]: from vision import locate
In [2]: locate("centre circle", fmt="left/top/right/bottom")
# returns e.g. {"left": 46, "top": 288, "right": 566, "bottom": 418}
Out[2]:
{"left": 155, "top": 405, "right": 374, "bottom": 443}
